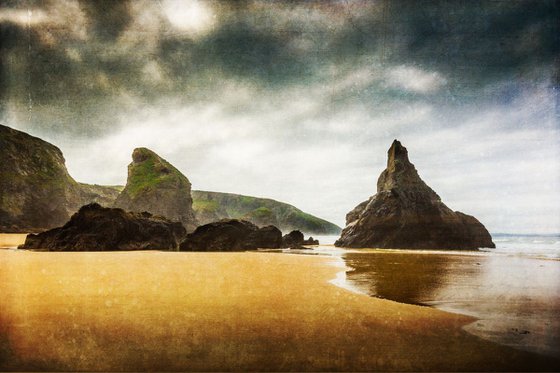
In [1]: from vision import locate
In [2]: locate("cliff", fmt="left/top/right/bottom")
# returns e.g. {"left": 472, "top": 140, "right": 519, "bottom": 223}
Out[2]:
{"left": 0, "top": 124, "right": 128, "bottom": 232}
{"left": 0, "top": 124, "right": 83, "bottom": 232}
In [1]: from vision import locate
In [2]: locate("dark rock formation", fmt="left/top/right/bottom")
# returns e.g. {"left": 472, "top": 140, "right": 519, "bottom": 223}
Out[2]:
{"left": 179, "top": 219, "right": 282, "bottom": 251}
{"left": 281, "top": 230, "right": 304, "bottom": 248}
{"left": 281, "top": 230, "right": 319, "bottom": 248}
{"left": 114, "top": 148, "right": 198, "bottom": 232}
{"left": 192, "top": 190, "right": 341, "bottom": 235}
{"left": 19, "top": 203, "right": 186, "bottom": 251}
{"left": 335, "top": 140, "right": 495, "bottom": 250}
{"left": 303, "top": 237, "right": 319, "bottom": 245}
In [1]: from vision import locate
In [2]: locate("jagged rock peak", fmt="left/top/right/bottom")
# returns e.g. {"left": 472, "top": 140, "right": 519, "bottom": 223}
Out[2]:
{"left": 376, "top": 140, "right": 439, "bottom": 199}
{"left": 387, "top": 139, "right": 411, "bottom": 169}
{"left": 0, "top": 124, "right": 139, "bottom": 232}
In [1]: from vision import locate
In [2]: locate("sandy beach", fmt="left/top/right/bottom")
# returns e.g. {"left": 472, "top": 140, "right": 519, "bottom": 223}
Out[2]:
{"left": 1, "top": 249, "right": 558, "bottom": 371}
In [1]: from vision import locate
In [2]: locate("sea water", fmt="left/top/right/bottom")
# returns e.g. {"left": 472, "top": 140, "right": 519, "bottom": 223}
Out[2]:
{"left": 306, "top": 233, "right": 560, "bottom": 358}
{"left": 488, "top": 233, "right": 560, "bottom": 259}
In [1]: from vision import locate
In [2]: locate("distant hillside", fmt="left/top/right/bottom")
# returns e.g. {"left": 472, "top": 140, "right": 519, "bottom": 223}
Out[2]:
{"left": 192, "top": 190, "right": 341, "bottom": 235}
{"left": 79, "top": 183, "right": 122, "bottom": 207}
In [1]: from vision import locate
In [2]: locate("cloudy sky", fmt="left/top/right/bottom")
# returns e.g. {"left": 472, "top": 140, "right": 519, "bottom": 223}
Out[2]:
{"left": 1, "top": 0, "right": 558, "bottom": 233}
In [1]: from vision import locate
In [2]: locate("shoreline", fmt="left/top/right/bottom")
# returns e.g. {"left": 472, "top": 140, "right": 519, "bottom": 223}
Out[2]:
{"left": 1, "top": 249, "right": 558, "bottom": 371}
{"left": 338, "top": 246, "right": 560, "bottom": 359}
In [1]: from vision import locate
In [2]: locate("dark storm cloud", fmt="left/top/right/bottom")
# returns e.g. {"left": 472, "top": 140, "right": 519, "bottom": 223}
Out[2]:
{"left": 0, "top": 19, "right": 137, "bottom": 134}
{"left": 327, "top": 0, "right": 559, "bottom": 92}
{"left": 199, "top": 22, "right": 310, "bottom": 84}
{"left": 0, "top": 21, "right": 22, "bottom": 113}
{"left": 397, "top": 1, "right": 558, "bottom": 78}
{"left": 146, "top": 0, "right": 560, "bottom": 110}
{"left": 0, "top": 0, "right": 558, "bottom": 133}
{"left": 158, "top": 22, "right": 312, "bottom": 87}
{"left": 78, "top": 0, "right": 132, "bottom": 41}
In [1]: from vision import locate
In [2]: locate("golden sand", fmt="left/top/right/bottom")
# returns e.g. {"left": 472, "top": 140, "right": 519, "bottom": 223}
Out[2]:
{"left": 0, "top": 250, "right": 557, "bottom": 371}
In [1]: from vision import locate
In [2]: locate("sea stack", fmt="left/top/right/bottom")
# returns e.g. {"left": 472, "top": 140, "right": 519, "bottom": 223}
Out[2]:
{"left": 335, "top": 140, "right": 495, "bottom": 250}
{"left": 114, "top": 148, "right": 198, "bottom": 232}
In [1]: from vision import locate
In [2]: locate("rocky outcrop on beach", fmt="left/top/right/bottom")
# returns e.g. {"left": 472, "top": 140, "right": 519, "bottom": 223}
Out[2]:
{"left": 282, "top": 230, "right": 305, "bottom": 248}
{"left": 192, "top": 190, "right": 341, "bottom": 235}
{"left": 19, "top": 203, "right": 186, "bottom": 251}
{"left": 335, "top": 140, "right": 495, "bottom": 250}
{"left": 281, "top": 230, "right": 319, "bottom": 248}
{"left": 179, "top": 219, "right": 282, "bottom": 251}
{"left": 114, "top": 148, "right": 198, "bottom": 232}
{"left": 303, "top": 236, "right": 319, "bottom": 245}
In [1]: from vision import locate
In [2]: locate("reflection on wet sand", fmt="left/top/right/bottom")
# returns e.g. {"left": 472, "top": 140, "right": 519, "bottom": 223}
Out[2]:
{"left": 344, "top": 252, "right": 482, "bottom": 305}
{"left": 343, "top": 251, "right": 560, "bottom": 358}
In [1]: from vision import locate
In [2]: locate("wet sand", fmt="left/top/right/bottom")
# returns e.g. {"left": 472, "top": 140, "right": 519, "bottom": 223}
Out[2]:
{"left": 343, "top": 250, "right": 560, "bottom": 358}
{"left": 1, "top": 250, "right": 558, "bottom": 371}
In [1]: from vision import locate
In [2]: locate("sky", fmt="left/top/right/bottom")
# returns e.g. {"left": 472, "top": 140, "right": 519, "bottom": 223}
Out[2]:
{"left": 0, "top": 0, "right": 559, "bottom": 233}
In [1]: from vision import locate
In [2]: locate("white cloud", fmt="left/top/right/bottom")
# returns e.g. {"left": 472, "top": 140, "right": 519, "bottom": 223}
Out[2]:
{"left": 0, "top": 8, "right": 48, "bottom": 25}
{"left": 385, "top": 65, "right": 447, "bottom": 93}
{"left": 160, "top": 0, "right": 216, "bottom": 37}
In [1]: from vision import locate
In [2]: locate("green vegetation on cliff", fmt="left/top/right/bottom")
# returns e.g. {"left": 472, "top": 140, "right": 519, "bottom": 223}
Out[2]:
{"left": 123, "top": 148, "right": 189, "bottom": 199}
{"left": 192, "top": 190, "right": 341, "bottom": 235}
{"left": 192, "top": 199, "right": 220, "bottom": 213}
